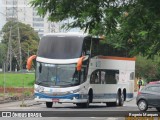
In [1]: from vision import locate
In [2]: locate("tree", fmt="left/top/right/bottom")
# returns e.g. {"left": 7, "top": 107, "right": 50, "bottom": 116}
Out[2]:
{"left": 0, "top": 43, "right": 7, "bottom": 68}
{"left": 30, "top": 0, "right": 160, "bottom": 58}
{"left": 1, "top": 21, "right": 39, "bottom": 71}
{"left": 136, "top": 55, "right": 160, "bottom": 83}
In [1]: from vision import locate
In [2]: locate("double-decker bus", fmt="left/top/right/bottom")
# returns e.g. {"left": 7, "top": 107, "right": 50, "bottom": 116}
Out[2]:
{"left": 27, "top": 33, "right": 135, "bottom": 108}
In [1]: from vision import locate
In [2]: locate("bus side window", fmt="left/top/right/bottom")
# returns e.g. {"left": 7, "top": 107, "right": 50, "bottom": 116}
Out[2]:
{"left": 90, "top": 72, "right": 96, "bottom": 84}
{"left": 95, "top": 73, "right": 99, "bottom": 84}
{"left": 115, "top": 73, "right": 119, "bottom": 83}
{"left": 101, "top": 71, "right": 106, "bottom": 84}
{"left": 90, "top": 71, "right": 95, "bottom": 84}
{"left": 79, "top": 66, "right": 88, "bottom": 84}
{"left": 90, "top": 70, "right": 101, "bottom": 84}
{"left": 82, "top": 37, "right": 91, "bottom": 56}
{"left": 130, "top": 72, "right": 134, "bottom": 80}
{"left": 105, "top": 70, "right": 119, "bottom": 84}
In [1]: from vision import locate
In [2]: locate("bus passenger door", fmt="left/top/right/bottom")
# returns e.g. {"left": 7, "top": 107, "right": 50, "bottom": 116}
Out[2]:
{"left": 90, "top": 70, "right": 107, "bottom": 102}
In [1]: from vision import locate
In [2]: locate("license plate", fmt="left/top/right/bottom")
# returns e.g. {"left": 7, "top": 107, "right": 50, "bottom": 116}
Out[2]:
{"left": 52, "top": 99, "right": 59, "bottom": 102}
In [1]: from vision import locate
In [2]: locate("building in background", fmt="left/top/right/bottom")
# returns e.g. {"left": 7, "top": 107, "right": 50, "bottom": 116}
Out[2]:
{"left": 1, "top": 0, "right": 62, "bottom": 38}
{"left": 0, "top": 0, "right": 82, "bottom": 38}
{"left": 0, "top": 0, "right": 82, "bottom": 72}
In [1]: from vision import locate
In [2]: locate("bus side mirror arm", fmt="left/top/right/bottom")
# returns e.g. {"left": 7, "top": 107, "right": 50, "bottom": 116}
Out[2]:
{"left": 76, "top": 56, "right": 85, "bottom": 71}
{"left": 26, "top": 55, "right": 37, "bottom": 70}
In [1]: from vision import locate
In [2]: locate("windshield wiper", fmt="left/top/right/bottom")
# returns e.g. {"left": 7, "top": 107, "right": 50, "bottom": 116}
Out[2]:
{"left": 36, "top": 81, "right": 43, "bottom": 85}
{"left": 36, "top": 81, "right": 51, "bottom": 85}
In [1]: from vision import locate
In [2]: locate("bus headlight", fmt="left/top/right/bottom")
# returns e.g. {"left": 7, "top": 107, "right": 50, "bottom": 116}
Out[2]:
{"left": 35, "top": 86, "right": 44, "bottom": 92}
{"left": 71, "top": 89, "right": 80, "bottom": 93}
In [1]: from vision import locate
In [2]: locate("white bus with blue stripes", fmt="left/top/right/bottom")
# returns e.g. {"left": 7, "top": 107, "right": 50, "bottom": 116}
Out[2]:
{"left": 27, "top": 33, "right": 135, "bottom": 108}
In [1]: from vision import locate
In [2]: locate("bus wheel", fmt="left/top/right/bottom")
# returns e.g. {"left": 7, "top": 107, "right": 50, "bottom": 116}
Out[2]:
{"left": 46, "top": 102, "right": 53, "bottom": 108}
{"left": 81, "top": 96, "right": 90, "bottom": 108}
{"left": 77, "top": 94, "right": 90, "bottom": 108}
{"left": 119, "top": 93, "right": 124, "bottom": 106}
{"left": 83, "top": 98, "right": 89, "bottom": 108}
{"left": 81, "top": 94, "right": 91, "bottom": 108}
{"left": 116, "top": 93, "right": 120, "bottom": 106}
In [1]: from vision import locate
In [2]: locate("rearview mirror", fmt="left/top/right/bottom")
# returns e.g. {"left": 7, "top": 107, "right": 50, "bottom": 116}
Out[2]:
{"left": 76, "top": 56, "right": 85, "bottom": 71}
{"left": 26, "top": 55, "right": 36, "bottom": 70}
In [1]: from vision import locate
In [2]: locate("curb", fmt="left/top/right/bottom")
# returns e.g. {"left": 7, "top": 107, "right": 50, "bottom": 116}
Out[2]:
{"left": 0, "top": 98, "right": 42, "bottom": 107}
{"left": 27, "top": 102, "right": 42, "bottom": 107}
{"left": 0, "top": 97, "right": 34, "bottom": 104}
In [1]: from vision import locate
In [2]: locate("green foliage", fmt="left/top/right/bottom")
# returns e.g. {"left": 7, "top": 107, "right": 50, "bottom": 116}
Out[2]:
{"left": 1, "top": 21, "right": 40, "bottom": 70}
{"left": 0, "top": 43, "right": 7, "bottom": 68}
{"left": 0, "top": 73, "right": 35, "bottom": 87}
{"left": 136, "top": 56, "right": 160, "bottom": 83}
{"left": 31, "top": 0, "right": 160, "bottom": 58}
{"left": 30, "top": 0, "right": 121, "bottom": 33}
{"left": 115, "top": 0, "right": 160, "bottom": 58}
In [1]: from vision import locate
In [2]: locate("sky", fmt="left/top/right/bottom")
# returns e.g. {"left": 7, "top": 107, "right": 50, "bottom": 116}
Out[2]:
{"left": 0, "top": 0, "right": 6, "bottom": 31}
{"left": 0, "top": 0, "right": 81, "bottom": 33}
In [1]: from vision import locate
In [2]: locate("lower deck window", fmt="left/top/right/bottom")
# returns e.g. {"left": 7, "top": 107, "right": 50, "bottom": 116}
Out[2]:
{"left": 90, "top": 70, "right": 119, "bottom": 84}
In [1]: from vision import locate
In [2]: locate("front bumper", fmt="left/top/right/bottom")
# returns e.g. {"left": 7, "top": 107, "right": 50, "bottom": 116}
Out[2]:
{"left": 34, "top": 92, "right": 88, "bottom": 103}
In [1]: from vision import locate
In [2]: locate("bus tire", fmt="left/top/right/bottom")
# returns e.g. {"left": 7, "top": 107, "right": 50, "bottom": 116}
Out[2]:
{"left": 119, "top": 93, "right": 124, "bottom": 106}
{"left": 106, "top": 92, "right": 122, "bottom": 107}
{"left": 46, "top": 102, "right": 53, "bottom": 108}
{"left": 82, "top": 94, "right": 90, "bottom": 108}
{"left": 116, "top": 92, "right": 120, "bottom": 106}
{"left": 77, "top": 94, "right": 90, "bottom": 108}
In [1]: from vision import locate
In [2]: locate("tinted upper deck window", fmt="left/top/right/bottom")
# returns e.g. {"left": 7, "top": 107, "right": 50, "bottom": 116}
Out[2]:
{"left": 38, "top": 35, "right": 84, "bottom": 59}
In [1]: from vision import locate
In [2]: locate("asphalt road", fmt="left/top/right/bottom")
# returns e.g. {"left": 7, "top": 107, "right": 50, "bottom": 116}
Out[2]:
{"left": 0, "top": 93, "right": 159, "bottom": 119}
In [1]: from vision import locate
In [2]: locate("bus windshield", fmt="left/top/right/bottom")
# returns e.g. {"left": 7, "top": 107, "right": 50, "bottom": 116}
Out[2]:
{"left": 36, "top": 62, "right": 86, "bottom": 87}
{"left": 38, "top": 36, "right": 84, "bottom": 59}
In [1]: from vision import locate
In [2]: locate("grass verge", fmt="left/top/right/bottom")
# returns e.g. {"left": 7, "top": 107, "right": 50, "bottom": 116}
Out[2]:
{"left": 0, "top": 72, "right": 35, "bottom": 87}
